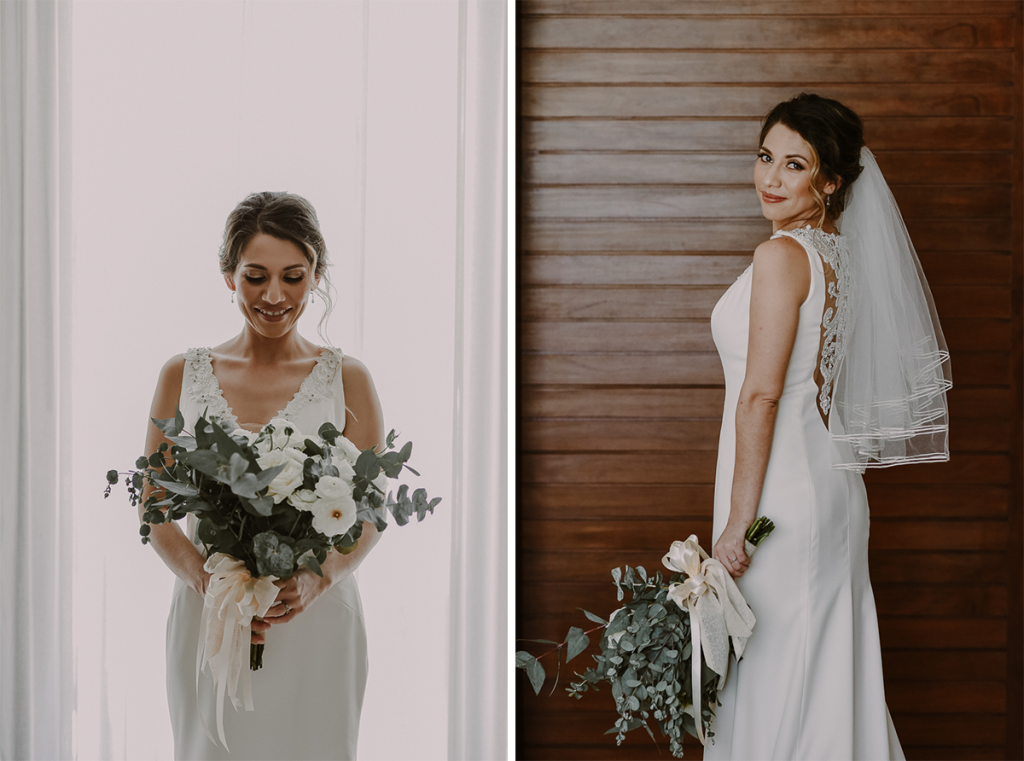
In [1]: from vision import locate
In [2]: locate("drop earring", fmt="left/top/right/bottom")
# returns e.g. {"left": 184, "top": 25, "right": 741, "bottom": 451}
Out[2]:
{"left": 231, "top": 292, "right": 235, "bottom": 304}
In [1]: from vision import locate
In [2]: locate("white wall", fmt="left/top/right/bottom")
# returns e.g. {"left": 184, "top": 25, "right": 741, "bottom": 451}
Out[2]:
{"left": 71, "top": 2, "right": 456, "bottom": 758}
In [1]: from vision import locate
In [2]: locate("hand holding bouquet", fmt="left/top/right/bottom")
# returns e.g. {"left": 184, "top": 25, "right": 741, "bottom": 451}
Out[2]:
{"left": 105, "top": 411, "right": 439, "bottom": 748}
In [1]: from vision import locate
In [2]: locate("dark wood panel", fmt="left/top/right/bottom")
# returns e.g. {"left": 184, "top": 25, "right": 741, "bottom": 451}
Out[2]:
{"left": 520, "top": 484, "right": 1008, "bottom": 519}
{"left": 521, "top": 418, "right": 1008, "bottom": 454}
{"left": 522, "top": 321, "right": 719, "bottom": 353}
{"left": 524, "top": 50, "right": 1013, "bottom": 85}
{"left": 520, "top": 550, "right": 1008, "bottom": 584}
{"left": 520, "top": 253, "right": 749, "bottom": 285}
{"left": 521, "top": 351, "right": 725, "bottom": 385}
{"left": 523, "top": 84, "right": 1014, "bottom": 119}
{"left": 521, "top": 317, "right": 1008, "bottom": 353}
{"left": 524, "top": 219, "right": 1013, "bottom": 252}
{"left": 882, "top": 650, "right": 1006, "bottom": 681}
{"left": 522, "top": 17, "right": 1015, "bottom": 50}
{"left": 524, "top": 151, "right": 1015, "bottom": 187}
{"left": 874, "top": 586, "right": 1007, "bottom": 618}
{"left": 868, "top": 618, "right": 1006, "bottom": 650}
{"left": 524, "top": 579, "right": 1007, "bottom": 619}
{"left": 521, "top": 386, "right": 1011, "bottom": 419}
{"left": 519, "top": 1, "right": 1021, "bottom": 16}
{"left": 523, "top": 118, "right": 1015, "bottom": 152}
{"left": 521, "top": 386, "right": 726, "bottom": 418}
{"left": 522, "top": 285, "right": 1010, "bottom": 323}
{"left": 524, "top": 185, "right": 1007, "bottom": 220}
{"left": 520, "top": 286, "right": 724, "bottom": 321}
{"left": 521, "top": 518, "right": 1007, "bottom": 552}
{"left": 523, "top": 453, "right": 1008, "bottom": 484}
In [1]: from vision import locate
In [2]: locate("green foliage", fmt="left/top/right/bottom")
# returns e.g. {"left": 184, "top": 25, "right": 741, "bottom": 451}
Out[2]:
{"left": 106, "top": 410, "right": 441, "bottom": 586}
{"left": 515, "top": 539, "right": 775, "bottom": 758}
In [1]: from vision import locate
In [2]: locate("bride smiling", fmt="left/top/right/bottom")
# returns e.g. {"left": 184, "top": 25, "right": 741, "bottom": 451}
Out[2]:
{"left": 142, "top": 191, "right": 383, "bottom": 760}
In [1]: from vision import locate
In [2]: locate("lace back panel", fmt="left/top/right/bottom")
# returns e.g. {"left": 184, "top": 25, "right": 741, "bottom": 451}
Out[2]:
{"left": 772, "top": 227, "right": 851, "bottom": 429}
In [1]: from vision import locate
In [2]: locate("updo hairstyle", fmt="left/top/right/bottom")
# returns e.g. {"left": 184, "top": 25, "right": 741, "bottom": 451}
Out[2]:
{"left": 220, "top": 191, "right": 335, "bottom": 340}
{"left": 760, "top": 93, "right": 865, "bottom": 227}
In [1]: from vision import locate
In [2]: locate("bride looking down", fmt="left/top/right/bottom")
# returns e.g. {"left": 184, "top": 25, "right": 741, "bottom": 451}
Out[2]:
{"left": 141, "top": 191, "right": 382, "bottom": 760}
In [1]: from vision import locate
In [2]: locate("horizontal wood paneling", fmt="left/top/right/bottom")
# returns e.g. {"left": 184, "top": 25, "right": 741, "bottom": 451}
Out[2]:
{"left": 517, "top": 2, "right": 1023, "bottom": 758}
{"left": 521, "top": 386, "right": 1012, "bottom": 419}
{"left": 523, "top": 85, "right": 1014, "bottom": 119}
{"left": 520, "top": 1, "right": 1020, "bottom": 17}
{"left": 521, "top": 17, "right": 1015, "bottom": 50}
{"left": 523, "top": 118, "right": 1017, "bottom": 152}
{"left": 524, "top": 219, "right": 1015, "bottom": 252}
{"left": 524, "top": 50, "right": 1014, "bottom": 84}
{"left": 524, "top": 151, "right": 1016, "bottom": 187}
{"left": 523, "top": 185, "right": 1007, "bottom": 219}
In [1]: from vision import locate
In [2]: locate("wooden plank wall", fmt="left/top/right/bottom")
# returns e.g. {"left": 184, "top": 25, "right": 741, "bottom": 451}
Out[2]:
{"left": 516, "top": 2, "right": 1024, "bottom": 759}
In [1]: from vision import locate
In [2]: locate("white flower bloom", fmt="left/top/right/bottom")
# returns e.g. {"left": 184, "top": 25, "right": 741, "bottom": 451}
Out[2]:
{"left": 260, "top": 418, "right": 306, "bottom": 452}
{"left": 334, "top": 458, "right": 356, "bottom": 483}
{"left": 332, "top": 435, "right": 362, "bottom": 465}
{"left": 372, "top": 472, "right": 388, "bottom": 498}
{"left": 257, "top": 446, "right": 308, "bottom": 503}
{"left": 314, "top": 475, "right": 350, "bottom": 502}
{"left": 311, "top": 493, "right": 357, "bottom": 538}
{"left": 288, "top": 488, "right": 319, "bottom": 513}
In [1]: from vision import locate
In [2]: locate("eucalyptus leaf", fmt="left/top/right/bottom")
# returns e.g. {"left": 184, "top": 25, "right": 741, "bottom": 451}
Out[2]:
{"left": 151, "top": 478, "right": 199, "bottom": 497}
{"left": 565, "top": 627, "right": 590, "bottom": 663}
{"left": 252, "top": 532, "right": 295, "bottom": 578}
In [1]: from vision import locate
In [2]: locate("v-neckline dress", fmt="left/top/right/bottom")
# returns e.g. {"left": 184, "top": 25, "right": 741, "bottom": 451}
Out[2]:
{"left": 165, "top": 346, "right": 368, "bottom": 761}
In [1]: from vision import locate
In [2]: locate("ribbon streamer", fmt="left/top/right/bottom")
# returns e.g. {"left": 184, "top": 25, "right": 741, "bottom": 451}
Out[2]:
{"left": 663, "top": 536, "right": 756, "bottom": 745}
{"left": 196, "top": 553, "right": 280, "bottom": 750}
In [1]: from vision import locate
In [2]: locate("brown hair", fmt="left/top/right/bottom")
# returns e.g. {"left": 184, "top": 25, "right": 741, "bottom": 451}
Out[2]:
{"left": 759, "top": 93, "right": 865, "bottom": 227}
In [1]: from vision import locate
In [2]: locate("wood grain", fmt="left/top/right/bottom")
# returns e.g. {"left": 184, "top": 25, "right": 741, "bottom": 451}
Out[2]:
{"left": 522, "top": 85, "right": 1014, "bottom": 119}
{"left": 521, "top": 17, "right": 1015, "bottom": 50}
{"left": 523, "top": 118, "right": 1016, "bottom": 152}
{"left": 524, "top": 50, "right": 1014, "bottom": 85}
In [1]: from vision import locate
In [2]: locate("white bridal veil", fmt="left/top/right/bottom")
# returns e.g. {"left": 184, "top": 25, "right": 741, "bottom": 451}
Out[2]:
{"left": 831, "top": 147, "right": 952, "bottom": 469}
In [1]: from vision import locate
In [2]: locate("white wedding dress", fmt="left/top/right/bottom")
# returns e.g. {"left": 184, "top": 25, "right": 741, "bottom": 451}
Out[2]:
{"left": 706, "top": 228, "right": 904, "bottom": 760}
{"left": 165, "top": 347, "right": 367, "bottom": 760}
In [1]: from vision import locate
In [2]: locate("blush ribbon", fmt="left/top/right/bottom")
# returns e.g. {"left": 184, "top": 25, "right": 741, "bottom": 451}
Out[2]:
{"left": 196, "top": 553, "right": 280, "bottom": 750}
{"left": 662, "top": 536, "right": 756, "bottom": 746}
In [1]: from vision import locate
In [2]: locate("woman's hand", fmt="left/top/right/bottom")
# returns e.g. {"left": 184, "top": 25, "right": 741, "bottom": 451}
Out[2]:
{"left": 250, "top": 567, "right": 334, "bottom": 643}
{"left": 714, "top": 521, "right": 752, "bottom": 579}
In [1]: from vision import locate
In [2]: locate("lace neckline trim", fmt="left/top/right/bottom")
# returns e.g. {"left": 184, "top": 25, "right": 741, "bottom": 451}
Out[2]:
{"left": 183, "top": 346, "right": 341, "bottom": 430}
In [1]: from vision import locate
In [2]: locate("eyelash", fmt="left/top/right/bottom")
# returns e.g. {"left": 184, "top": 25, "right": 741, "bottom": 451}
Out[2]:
{"left": 758, "top": 152, "right": 804, "bottom": 171}
{"left": 243, "top": 275, "right": 305, "bottom": 284}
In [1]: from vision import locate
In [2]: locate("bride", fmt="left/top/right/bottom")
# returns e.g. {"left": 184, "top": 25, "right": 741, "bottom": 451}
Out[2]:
{"left": 707, "top": 94, "right": 950, "bottom": 759}
{"left": 140, "top": 191, "right": 381, "bottom": 760}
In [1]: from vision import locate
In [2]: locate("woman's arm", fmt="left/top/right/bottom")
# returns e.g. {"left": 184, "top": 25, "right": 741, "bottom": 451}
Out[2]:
{"left": 140, "top": 355, "right": 211, "bottom": 597}
{"left": 713, "top": 237, "right": 810, "bottom": 578}
{"left": 258, "top": 356, "right": 385, "bottom": 633}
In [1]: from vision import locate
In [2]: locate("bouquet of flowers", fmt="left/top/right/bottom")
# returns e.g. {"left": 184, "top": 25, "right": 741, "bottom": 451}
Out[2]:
{"left": 516, "top": 517, "right": 774, "bottom": 758}
{"left": 106, "top": 410, "right": 438, "bottom": 748}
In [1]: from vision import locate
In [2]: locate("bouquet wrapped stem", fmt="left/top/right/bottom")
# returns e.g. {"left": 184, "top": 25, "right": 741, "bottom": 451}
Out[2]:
{"left": 106, "top": 412, "right": 440, "bottom": 748}
{"left": 516, "top": 519, "right": 774, "bottom": 757}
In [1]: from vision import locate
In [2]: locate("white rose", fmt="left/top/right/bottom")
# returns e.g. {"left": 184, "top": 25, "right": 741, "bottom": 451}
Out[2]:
{"left": 332, "top": 435, "right": 362, "bottom": 465}
{"left": 261, "top": 418, "right": 306, "bottom": 451}
{"left": 257, "top": 446, "right": 308, "bottom": 503}
{"left": 314, "top": 475, "right": 350, "bottom": 502}
{"left": 288, "top": 488, "right": 318, "bottom": 513}
{"left": 311, "top": 493, "right": 357, "bottom": 538}
{"left": 334, "top": 458, "right": 356, "bottom": 483}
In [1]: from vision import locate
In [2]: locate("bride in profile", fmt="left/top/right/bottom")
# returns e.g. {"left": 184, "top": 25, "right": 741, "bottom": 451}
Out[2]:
{"left": 141, "top": 191, "right": 380, "bottom": 760}
{"left": 707, "top": 94, "right": 950, "bottom": 759}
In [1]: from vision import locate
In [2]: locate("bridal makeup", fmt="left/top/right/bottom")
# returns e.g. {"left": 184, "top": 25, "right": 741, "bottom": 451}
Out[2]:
{"left": 226, "top": 233, "right": 315, "bottom": 337}
{"left": 755, "top": 123, "right": 836, "bottom": 233}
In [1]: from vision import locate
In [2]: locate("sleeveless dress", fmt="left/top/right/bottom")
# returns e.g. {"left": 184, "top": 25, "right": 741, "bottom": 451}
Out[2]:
{"left": 165, "top": 346, "right": 368, "bottom": 760}
{"left": 706, "top": 228, "right": 904, "bottom": 760}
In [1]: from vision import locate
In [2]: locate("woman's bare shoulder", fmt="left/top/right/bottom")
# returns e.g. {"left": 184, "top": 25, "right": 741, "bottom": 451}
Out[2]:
{"left": 150, "top": 354, "right": 187, "bottom": 414}
{"left": 753, "top": 234, "right": 807, "bottom": 262}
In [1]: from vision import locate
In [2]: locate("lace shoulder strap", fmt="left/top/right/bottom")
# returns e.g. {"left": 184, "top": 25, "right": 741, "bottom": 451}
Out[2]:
{"left": 280, "top": 347, "right": 343, "bottom": 421}
{"left": 182, "top": 347, "right": 235, "bottom": 426}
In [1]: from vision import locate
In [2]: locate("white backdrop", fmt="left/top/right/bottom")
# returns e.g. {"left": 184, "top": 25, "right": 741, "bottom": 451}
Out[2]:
{"left": 71, "top": 2, "right": 462, "bottom": 758}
